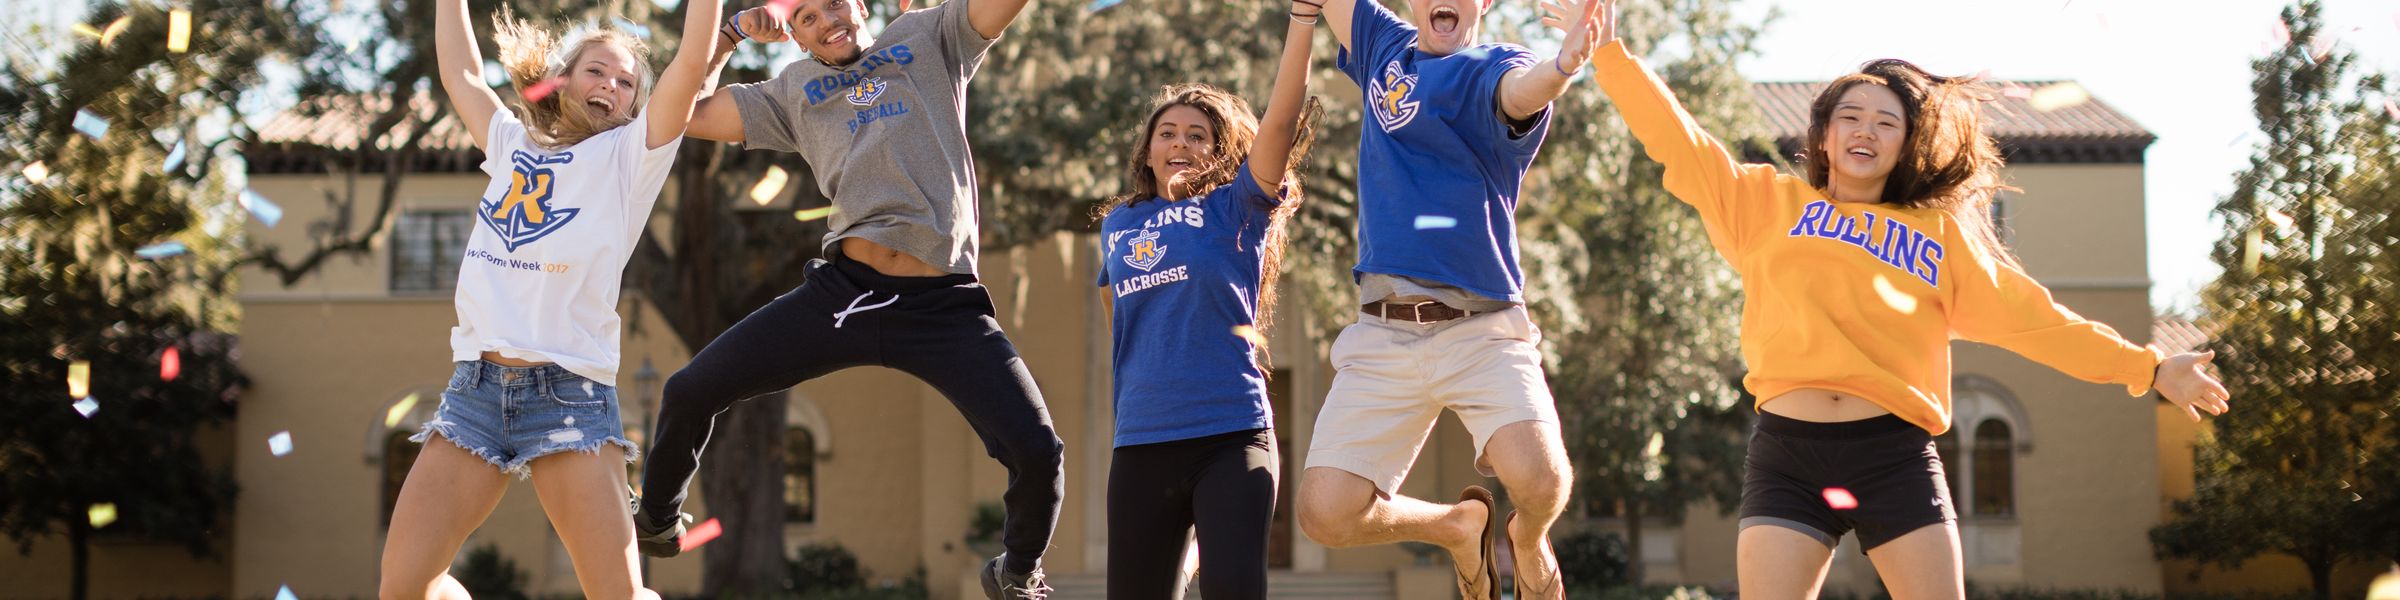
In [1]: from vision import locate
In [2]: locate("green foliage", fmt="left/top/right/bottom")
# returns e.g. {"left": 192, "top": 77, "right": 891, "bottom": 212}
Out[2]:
{"left": 2151, "top": 2, "right": 2400, "bottom": 599}
{"left": 1554, "top": 529, "right": 1631, "bottom": 590}
{"left": 453, "top": 543, "right": 531, "bottom": 600}
{"left": 786, "top": 542, "right": 869, "bottom": 595}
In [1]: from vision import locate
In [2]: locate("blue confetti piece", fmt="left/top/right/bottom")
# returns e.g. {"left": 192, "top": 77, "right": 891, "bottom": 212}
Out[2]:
{"left": 136, "top": 241, "right": 188, "bottom": 260}
{"left": 1086, "top": 0, "right": 1124, "bottom": 12}
{"left": 611, "top": 16, "right": 652, "bottom": 38}
{"left": 73, "top": 110, "right": 109, "bottom": 140}
{"left": 275, "top": 585, "right": 298, "bottom": 600}
{"left": 240, "top": 189, "right": 283, "bottom": 228}
{"left": 162, "top": 141, "right": 186, "bottom": 172}
{"left": 268, "top": 431, "right": 293, "bottom": 457}
{"left": 1414, "top": 215, "right": 1458, "bottom": 230}
{"left": 74, "top": 398, "right": 98, "bottom": 418}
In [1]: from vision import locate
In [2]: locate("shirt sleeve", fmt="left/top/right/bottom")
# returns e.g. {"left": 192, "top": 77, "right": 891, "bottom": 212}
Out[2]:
{"left": 617, "top": 112, "right": 685, "bottom": 226}
{"left": 479, "top": 109, "right": 528, "bottom": 178}
{"left": 1337, "top": 0, "right": 1409, "bottom": 87}
{"left": 1204, "top": 161, "right": 1286, "bottom": 217}
{"left": 727, "top": 69, "right": 809, "bottom": 154}
{"left": 1095, "top": 232, "right": 1111, "bottom": 287}
{"left": 1474, "top": 45, "right": 1549, "bottom": 154}
{"left": 935, "top": 0, "right": 999, "bottom": 79}
{"left": 1591, "top": 39, "right": 1777, "bottom": 259}
{"left": 1944, "top": 221, "right": 2162, "bottom": 396}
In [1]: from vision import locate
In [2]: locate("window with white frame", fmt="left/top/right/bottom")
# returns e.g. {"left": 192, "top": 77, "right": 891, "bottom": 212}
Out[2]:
{"left": 391, "top": 210, "right": 472, "bottom": 293}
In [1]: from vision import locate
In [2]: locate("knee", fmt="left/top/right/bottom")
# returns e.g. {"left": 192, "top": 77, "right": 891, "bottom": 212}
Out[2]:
{"left": 659, "top": 370, "right": 711, "bottom": 410}
{"left": 1295, "top": 479, "right": 1367, "bottom": 547}
{"left": 1000, "top": 430, "right": 1064, "bottom": 478}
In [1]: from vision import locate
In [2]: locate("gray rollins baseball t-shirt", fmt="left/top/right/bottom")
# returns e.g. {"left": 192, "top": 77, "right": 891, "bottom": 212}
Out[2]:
{"left": 727, "top": 0, "right": 996, "bottom": 275}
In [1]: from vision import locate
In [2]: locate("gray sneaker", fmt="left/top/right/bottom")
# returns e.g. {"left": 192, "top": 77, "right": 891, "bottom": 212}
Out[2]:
{"left": 979, "top": 554, "right": 1051, "bottom": 600}
{"left": 634, "top": 507, "right": 693, "bottom": 558}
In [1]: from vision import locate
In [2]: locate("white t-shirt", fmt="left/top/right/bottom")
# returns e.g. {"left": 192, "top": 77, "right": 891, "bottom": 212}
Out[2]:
{"left": 448, "top": 110, "right": 681, "bottom": 386}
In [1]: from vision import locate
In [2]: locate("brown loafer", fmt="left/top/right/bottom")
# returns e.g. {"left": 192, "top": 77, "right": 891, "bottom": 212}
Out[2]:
{"left": 1507, "top": 510, "right": 1564, "bottom": 600}
{"left": 1455, "top": 485, "right": 1501, "bottom": 600}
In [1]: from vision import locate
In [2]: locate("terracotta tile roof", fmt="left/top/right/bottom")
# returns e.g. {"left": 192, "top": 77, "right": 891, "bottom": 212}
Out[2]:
{"left": 246, "top": 94, "right": 482, "bottom": 174}
{"left": 1750, "top": 80, "right": 2155, "bottom": 164}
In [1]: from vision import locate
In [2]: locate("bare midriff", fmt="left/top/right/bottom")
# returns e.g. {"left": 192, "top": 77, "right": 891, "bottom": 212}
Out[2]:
{"left": 840, "top": 237, "right": 948, "bottom": 278}
{"left": 478, "top": 351, "right": 547, "bottom": 367}
{"left": 1759, "top": 387, "right": 1896, "bottom": 422}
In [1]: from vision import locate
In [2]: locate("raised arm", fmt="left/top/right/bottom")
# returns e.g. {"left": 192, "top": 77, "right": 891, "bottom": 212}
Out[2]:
{"left": 642, "top": 0, "right": 729, "bottom": 148}
{"left": 1576, "top": 0, "right": 1773, "bottom": 255}
{"left": 1497, "top": 0, "right": 1600, "bottom": 121}
{"left": 1316, "top": 0, "right": 1358, "bottom": 51}
{"left": 434, "top": 0, "right": 506, "bottom": 152}
{"left": 966, "top": 0, "right": 1034, "bottom": 40}
{"left": 682, "top": 7, "right": 794, "bottom": 143}
{"left": 1248, "top": 5, "right": 1319, "bottom": 195}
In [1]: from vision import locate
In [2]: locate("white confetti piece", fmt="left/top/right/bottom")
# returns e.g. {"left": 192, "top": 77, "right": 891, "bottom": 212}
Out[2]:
{"left": 385, "top": 392, "right": 419, "bottom": 428}
{"left": 22, "top": 161, "right": 47, "bottom": 182}
{"left": 88, "top": 503, "right": 117, "bottom": 528}
{"left": 547, "top": 429, "right": 584, "bottom": 443}
{"left": 564, "top": 415, "right": 575, "bottom": 426}
{"left": 74, "top": 398, "right": 98, "bottom": 418}
{"left": 136, "top": 241, "right": 188, "bottom": 259}
{"left": 276, "top": 586, "right": 298, "bottom": 600}
{"left": 268, "top": 431, "right": 293, "bottom": 457}
{"left": 1413, "top": 215, "right": 1457, "bottom": 230}
{"left": 751, "top": 165, "right": 789, "bottom": 205}
{"left": 73, "top": 109, "right": 110, "bottom": 139}
{"left": 167, "top": 10, "right": 192, "bottom": 53}
{"left": 67, "top": 360, "right": 90, "bottom": 399}
{"left": 610, "top": 16, "right": 652, "bottom": 38}
{"left": 163, "top": 141, "right": 186, "bottom": 172}
{"left": 1872, "top": 273, "right": 1918, "bottom": 314}
{"left": 240, "top": 189, "right": 283, "bottom": 228}
{"left": 2027, "top": 83, "right": 2089, "bottom": 112}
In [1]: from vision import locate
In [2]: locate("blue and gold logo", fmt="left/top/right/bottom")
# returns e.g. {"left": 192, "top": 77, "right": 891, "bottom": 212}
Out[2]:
{"left": 846, "top": 77, "right": 889, "bottom": 106}
{"left": 479, "top": 151, "right": 581, "bottom": 252}
{"left": 1122, "top": 229, "right": 1168, "bottom": 272}
{"left": 1369, "top": 61, "right": 1421, "bottom": 132}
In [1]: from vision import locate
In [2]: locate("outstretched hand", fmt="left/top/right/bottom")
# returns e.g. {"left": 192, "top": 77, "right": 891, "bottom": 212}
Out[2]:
{"left": 2155, "top": 350, "right": 2232, "bottom": 423}
{"left": 1540, "top": 0, "right": 1615, "bottom": 61}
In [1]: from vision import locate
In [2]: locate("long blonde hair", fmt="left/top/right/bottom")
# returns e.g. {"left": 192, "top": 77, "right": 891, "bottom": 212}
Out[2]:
{"left": 1096, "top": 84, "right": 1323, "bottom": 369}
{"left": 491, "top": 7, "right": 653, "bottom": 149}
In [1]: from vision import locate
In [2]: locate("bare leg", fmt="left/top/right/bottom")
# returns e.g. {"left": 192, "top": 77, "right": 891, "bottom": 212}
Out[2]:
{"left": 378, "top": 435, "right": 511, "bottom": 600}
{"left": 1736, "top": 525, "right": 1837, "bottom": 600}
{"left": 1865, "top": 523, "right": 1964, "bottom": 600}
{"left": 1294, "top": 467, "right": 1488, "bottom": 589}
{"left": 527, "top": 446, "right": 660, "bottom": 600}
{"left": 1484, "top": 421, "right": 1571, "bottom": 599}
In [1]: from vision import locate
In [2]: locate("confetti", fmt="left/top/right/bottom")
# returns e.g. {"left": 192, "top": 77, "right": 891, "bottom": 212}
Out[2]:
{"left": 520, "top": 76, "right": 566, "bottom": 103}
{"left": 1231, "top": 325, "right": 1267, "bottom": 346}
{"left": 768, "top": 0, "right": 803, "bottom": 16}
{"left": 2308, "top": 34, "right": 2337, "bottom": 63}
{"left": 88, "top": 504, "right": 117, "bottom": 528}
{"left": 2384, "top": 99, "right": 2398, "bottom": 120}
{"left": 2265, "top": 209, "right": 2294, "bottom": 231}
{"left": 2027, "top": 83, "right": 2089, "bottom": 112}
{"left": 240, "top": 189, "right": 283, "bottom": 228}
{"left": 1413, "top": 215, "right": 1458, "bottom": 230}
{"left": 1822, "top": 487, "right": 1858, "bottom": 510}
{"left": 275, "top": 586, "right": 298, "bottom": 600}
{"left": 162, "top": 141, "right": 186, "bottom": 172}
{"left": 1872, "top": 273, "right": 1919, "bottom": 314}
{"left": 22, "top": 161, "right": 47, "bottom": 182}
{"left": 74, "top": 398, "right": 98, "bottom": 418}
{"left": 386, "top": 392, "right": 421, "bottom": 428}
{"left": 73, "top": 16, "right": 131, "bottom": 47}
{"left": 751, "top": 165, "right": 789, "bottom": 205}
{"left": 68, "top": 360, "right": 90, "bottom": 399}
{"left": 268, "top": 431, "right": 293, "bottom": 457}
{"left": 2271, "top": 18, "right": 2290, "bottom": 47}
{"left": 1086, "top": 0, "right": 1125, "bottom": 12}
{"left": 2001, "top": 83, "right": 2032, "bottom": 100}
{"left": 1642, "top": 431, "right": 1664, "bottom": 458}
{"left": 73, "top": 109, "right": 110, "bottom": 140}
{"left": 2242, "top": 228, "right": 2264, "bottom": 274}
{"left": 159, "top": 346, "right": 181, "bottom": 382}
{"left": 680, "top": 517, "right": 724, "bottom": 551}
{"left": 168, "top": 9, "right": 192, "bottom": 53}
{"left": 793, "top": 205, "right": 839, "bottom": 221}
{"left": 136, "top": 241, "right": 188, "bottom": 259}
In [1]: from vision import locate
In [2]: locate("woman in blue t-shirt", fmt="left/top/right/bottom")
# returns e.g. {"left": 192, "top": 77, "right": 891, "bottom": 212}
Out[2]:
{"left": 1091, "top": 4, "right": 1321, "bottom": 597}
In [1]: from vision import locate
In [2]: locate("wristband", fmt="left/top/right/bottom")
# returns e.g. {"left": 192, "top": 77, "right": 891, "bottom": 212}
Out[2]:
{"left": 1553, "top": 58, "right": 1579, "bottom": 77}
{"left": 722, "top": 15, "right": 749, "bottom": 42}
{"left": 1291, "top": 11, "right": 1321, "bottom": 24}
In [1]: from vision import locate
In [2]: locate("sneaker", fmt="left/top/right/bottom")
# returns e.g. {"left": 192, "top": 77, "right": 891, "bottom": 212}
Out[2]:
{"left": 979, "top": 554, "right": 1051, "bottom": 600}
{"left": 633, "top": 507, "right": 693, "bottom": 558}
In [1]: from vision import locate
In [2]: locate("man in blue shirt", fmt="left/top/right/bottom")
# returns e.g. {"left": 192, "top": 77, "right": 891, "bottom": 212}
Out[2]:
{"left": 1294, "top": 0, "right": 1603, "bottom": 598}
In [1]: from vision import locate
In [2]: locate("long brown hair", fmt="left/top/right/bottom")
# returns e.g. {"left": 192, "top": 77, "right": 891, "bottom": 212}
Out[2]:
{"left": 1096, "top": 84, "right": 1322, "bottom": 368}
{"left": 492, "top": 7, "right": 653, "bottom": 149}
{"left": 1801, "top": 59, "right": 2018, "bottom": 269}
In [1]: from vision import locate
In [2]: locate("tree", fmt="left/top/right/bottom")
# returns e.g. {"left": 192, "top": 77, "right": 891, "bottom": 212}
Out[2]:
{"left": 2149, "top": 3, "right": 2400, "bottom": 598}
{"left": 0, "top": 1, "right": 297, "bottom": 597}
{"left": 1516, "top": 0, "right": 1772, "bottom": 583}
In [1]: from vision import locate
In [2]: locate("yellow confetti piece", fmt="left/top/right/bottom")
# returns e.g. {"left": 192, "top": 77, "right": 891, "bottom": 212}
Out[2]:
{"left": 1231, "top": 325, "right": 1266, "bottom": 346}
{"left": 792, "top": 205, "right": 838, "bottom": 221}
{"left": 22, "top": 161, "right": 47, "bottom": 182}
{"left": 1872, "top": 273, "right": 1919, "bottom": 314}
{"left": 750, "top": 165, "right": 789, "bottom": 206}
{"left": 2027, "top": 83, "right": 2089, "bottom": 112}
{"left": 2242, "top": 228, "right": 2264, "bottom": 274}
{"left": 88, "top": 503, "right": 117, "bottom": 528}
{"left": 385, "top": 392, "right": 420, "bottom": 428}
{"left": 167, "top": 10, "right": 191, "bottom": 53}
{"left": 2265, "top": 209, "right": 2294, "bottom": 231}
{"left": 1643, "top": 431, "right": 1665, "bottom": 458}
{"left": 67, "top": 360, "right": 90, "bottom": 399}
{"left": 72, "top": 23, "right": 103, "bottom": 40}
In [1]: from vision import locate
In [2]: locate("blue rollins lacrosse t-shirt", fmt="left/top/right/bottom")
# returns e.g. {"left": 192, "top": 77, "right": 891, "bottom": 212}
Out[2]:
{"left": 1340, "top": 0, "right": 1551, "bottom": 302}
{"left": 1096, "top": 162, "right": 1283, "bottom": 448}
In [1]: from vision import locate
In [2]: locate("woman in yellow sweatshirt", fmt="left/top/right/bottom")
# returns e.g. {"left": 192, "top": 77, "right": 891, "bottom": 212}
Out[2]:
{"left": 1556, "top": 1, "right": 2233, "bottom": 598}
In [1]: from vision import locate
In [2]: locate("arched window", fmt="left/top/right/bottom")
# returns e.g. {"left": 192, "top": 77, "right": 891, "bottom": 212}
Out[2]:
{"left": 1971, "top": 420, "right": 2015, "bottom": 517}
{"left": 784, "top": 426, "right": 817, "bottom": 524}
{"left": 381, "top": 430, "right": 422, "bottom": 529}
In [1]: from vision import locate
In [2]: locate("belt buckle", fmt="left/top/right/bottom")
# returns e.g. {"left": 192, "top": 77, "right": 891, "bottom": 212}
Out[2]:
{"left": 1407, "top": 301, "right": 1439, "bottom": 324}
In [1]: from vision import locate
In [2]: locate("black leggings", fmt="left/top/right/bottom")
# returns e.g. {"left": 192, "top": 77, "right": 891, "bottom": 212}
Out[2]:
{"left": 1108, "top": 428, "right": 1278, "bottom": 600}
{"left": 640, "top": 254, "right": 1063, "bottom": 573}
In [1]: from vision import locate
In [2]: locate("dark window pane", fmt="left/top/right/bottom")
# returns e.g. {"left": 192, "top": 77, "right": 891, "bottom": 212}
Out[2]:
{"left": 392, "top": 211, "right": 471, "bottom": 292}
{"left": 785, "top": 428, "right": 817, "bottom": 524}
{"left": 1972, "top": 420, "right": 2014, "bottom": 517}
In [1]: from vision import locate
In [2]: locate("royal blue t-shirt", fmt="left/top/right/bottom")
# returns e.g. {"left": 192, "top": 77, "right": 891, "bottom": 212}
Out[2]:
{"left": 1339, "top": 0, "right": 1551, "bottom": 302}
{"left": 1096, "top": 163, "right": 1283, "bottom": 448}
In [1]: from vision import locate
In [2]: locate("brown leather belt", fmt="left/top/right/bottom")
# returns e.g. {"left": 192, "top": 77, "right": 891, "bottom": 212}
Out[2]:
{"left": 1362, "top": 300, "right": 1476, "bottom": 324}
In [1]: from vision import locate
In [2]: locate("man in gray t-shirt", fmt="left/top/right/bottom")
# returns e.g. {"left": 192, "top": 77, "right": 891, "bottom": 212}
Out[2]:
{"left": 635, "top": 2, "right": 1059, "bottom": 598}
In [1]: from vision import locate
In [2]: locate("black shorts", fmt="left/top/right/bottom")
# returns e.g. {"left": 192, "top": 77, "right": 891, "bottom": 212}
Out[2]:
{"left": 1739, "top": 412, "right": 1956, "bottom": 552}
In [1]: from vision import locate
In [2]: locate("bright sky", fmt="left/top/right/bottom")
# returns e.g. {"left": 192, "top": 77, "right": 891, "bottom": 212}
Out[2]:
{"left": 1732, "top": 0, "right": 2400, "bottom": 313}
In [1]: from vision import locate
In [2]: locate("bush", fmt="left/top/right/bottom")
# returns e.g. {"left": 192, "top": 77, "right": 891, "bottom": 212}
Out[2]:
{"left": 452, "top": 543, "right": 530, "bottom": 600}
{"left": 1555, "top": 529, "right": 1632, "bottom": 590}
{"left": 787, "top": 543, "right": 870, "bottom": 594}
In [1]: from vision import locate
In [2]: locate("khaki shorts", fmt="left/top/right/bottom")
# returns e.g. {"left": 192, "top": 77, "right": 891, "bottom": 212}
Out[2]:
{"left": 1305, "top": 305, "right": 1558, "bottom": 496}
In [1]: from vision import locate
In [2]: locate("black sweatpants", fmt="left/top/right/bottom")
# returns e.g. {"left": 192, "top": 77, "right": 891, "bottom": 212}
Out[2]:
{"left": 640, "top": 253, "right": 1063, "bottom": 573}
{"left": 1108, "top": 428, "right": 1278, "bottom": 600}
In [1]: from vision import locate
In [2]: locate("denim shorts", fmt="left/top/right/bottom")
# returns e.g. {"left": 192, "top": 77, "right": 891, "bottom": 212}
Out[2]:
{"left": 413, "top": 360, "right": 639, "bottom": 478}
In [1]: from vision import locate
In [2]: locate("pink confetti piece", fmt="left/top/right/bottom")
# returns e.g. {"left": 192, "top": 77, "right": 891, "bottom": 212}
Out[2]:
{"left": 2272, "top": 18, "right": 2290, "bottom": 47}
{"left": 768, "top": 0, "right": 803, "bottom": 15}
{"left": 160, "top": 346, "right": 181, "bottom": 382}
{"left": 680, "top": 517, "right": 724, "bottom": 551}
{"left": 2002, "top": 83, "right": 2032, "bottom": 100}
{"left": 520, "top": 77, "right": 566, "bottom": 103}
{"left": 1822, "top": 487, "right": 1858, "bottom": 510}
{"left": 2383, "top": 99, "right": 2397, "bottom": 120}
